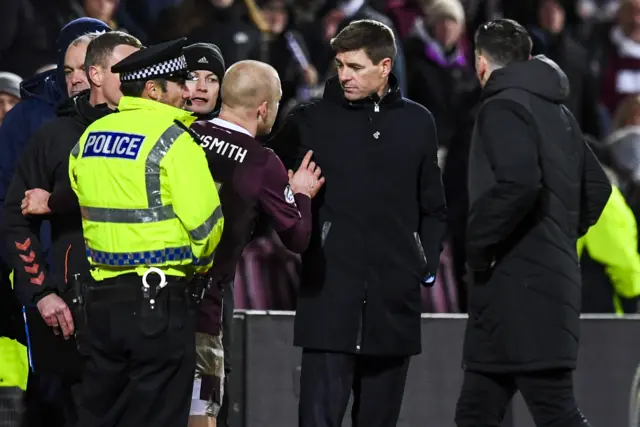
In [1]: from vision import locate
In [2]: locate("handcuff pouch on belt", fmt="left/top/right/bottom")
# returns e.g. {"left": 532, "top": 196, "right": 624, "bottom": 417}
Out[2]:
{"left": 139, "top": 267, "right": 169, "bottom": 337}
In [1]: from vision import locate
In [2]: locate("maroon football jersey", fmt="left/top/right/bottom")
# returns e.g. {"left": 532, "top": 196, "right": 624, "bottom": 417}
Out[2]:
{"left": 190, "top": 118, "right": 312, "bottom": 334}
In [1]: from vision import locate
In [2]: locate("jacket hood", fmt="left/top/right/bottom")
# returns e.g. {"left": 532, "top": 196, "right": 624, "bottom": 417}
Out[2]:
{"left": 56, "top": 90, "right": 112, "bottom": 126}
{"left": 55, "top": 18, "right": 113, "bottom": 98}
{"left": 323, "top": 73, "right": 403, "bottom": 109}
{"left": 19, "top": 69, "right": 64, "bottom": 106}
{"left": 481, "top": 55, "right": 570, "bottom": 103}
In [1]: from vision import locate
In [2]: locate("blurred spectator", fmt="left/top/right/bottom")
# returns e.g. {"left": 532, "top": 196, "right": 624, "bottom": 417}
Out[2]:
{"left": 0, "top": 0, "right": 85, "bottom": 78}
{"left": 0, "top": 72, "right": 22, "bottom": 125}
{"left": 530, "top": 0, "right": 604, "bottom": 139}
{"left": 385, "top": 0, "right": 426, "bottom": 40}
{"left": 467, "top": 1, "right": 539, "bottom": 37}
{"left": 150, "top": 0, "right": 265, "bottom": 65}
{"left": 404, "top": 0, "right": 478, "bottom": 148}
{"left": 81, "top": 0, "right": 120, "bottom": 29}
{"left": 259, "top": 0, "right": 319, "bottom": 117}
{"left": 605, "top": 95, "right": 640, "bottom": 212}
{"left": 115, "top": 0, "right": 182, "bottom": 39}
{"left": 592, "top": 0, "right": 640, "bottom": 120}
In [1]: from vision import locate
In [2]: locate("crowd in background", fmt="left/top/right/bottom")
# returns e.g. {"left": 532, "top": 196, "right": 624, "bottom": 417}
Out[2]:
{"left": 1, "top": 0, "right": 639, "bottom": 314}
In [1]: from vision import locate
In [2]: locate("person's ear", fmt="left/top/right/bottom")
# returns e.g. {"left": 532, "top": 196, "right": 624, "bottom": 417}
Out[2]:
{"left": 257, "top": 101, "right": 268, "bottom": 121}
{"left": 146, "top": 80, "right": 161, "bottom": 101}
{"left": 380, "top": 57, "right": 392, "bottom": 78}
{"left": 88, "top": 65, "right": 101, "bottom": 87}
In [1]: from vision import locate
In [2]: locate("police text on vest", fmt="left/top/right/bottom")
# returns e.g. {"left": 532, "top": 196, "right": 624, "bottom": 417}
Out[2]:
{"left": 83, "top": 131, "right": 146, "bottom": 160}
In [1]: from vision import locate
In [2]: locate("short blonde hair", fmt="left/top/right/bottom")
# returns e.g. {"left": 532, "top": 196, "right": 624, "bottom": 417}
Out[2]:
{"left": 424, "top": 0, "right": 466, "bottom": 26}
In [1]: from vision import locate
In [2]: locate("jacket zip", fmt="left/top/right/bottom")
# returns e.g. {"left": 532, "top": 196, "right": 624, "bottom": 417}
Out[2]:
{"left": 356, "top": 98, "right": 384, "bottom": 352}
{"left": 356, "top": 94, "right": 386, "bottom": 352}
{"left": 356, "top": 281, "right": 367, "bottom": 352}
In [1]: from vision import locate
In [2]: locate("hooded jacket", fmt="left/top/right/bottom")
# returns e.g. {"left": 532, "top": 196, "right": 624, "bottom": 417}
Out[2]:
{"left": 463, "top": 56, "right": 611, "bottom": 372}
{"left": 0, "top": 18, "right": 111, "bottom": 269}
{"left": 2, "top": 91, "right": 112, "bottom": 305}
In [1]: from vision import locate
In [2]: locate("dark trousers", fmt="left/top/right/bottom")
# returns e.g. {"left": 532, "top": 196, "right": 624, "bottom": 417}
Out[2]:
{"left": 455, "top": 369, "right": 591, "bottom": 427}
{"left": 75, "top": 275, "right": 195, "bottom": 427}
{"left": 298, "top": 350, "right": 410, "bottom": 427}
{"left": 21, "top": 374, "right": 79, "bottom": 427}
{"left": 218, "top": 280, "right": 234, "bottom": 427}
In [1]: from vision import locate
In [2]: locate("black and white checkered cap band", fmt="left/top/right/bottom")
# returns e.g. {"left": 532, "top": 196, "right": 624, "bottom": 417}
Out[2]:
{"left": 120, "top": 55, "right": 188, "bottom": 82}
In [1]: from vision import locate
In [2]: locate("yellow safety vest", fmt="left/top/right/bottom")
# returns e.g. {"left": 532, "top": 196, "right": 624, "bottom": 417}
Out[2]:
{"left": 69, "top": 96, "right": 224, "bottom": 281}
{"left": 578, "top": 185, "right": 640, "bottom": 314}
{"left": 0, "top": 270, "right": 28, "bottom": 391}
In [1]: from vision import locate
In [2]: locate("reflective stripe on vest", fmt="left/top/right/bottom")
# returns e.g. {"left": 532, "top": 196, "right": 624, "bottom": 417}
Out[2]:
{"left": 79, "top": 124, "right": 184, "bottom": 223}
{"left": 86, "top": 246, "right": 215, "bottom": 266}
{"left": 188, "top": 205, "right": 223, "bottom": 240}
{"left": 81, "top": 204, "right": 223, "bottom": 240}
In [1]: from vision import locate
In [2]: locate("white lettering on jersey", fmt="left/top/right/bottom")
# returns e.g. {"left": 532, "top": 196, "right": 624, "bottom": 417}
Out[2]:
{"left": 200, "top": 136, "right": 248, "bottom": 163}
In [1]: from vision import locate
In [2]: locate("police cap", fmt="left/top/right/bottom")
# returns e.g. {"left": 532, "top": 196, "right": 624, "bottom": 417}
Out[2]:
{"left": 112, "top": 38, "right": 189, "bottom": 82}
{"left": 183, "top": 43, "right": 226, "bottom": 81}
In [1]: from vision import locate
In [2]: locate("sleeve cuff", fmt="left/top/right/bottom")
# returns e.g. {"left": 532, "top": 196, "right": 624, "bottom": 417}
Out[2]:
{"left": 293, "top": 192, "right": 311, "bottom": 215}
{"left": 32, "top": 288, "right": 57, "bottom": 304}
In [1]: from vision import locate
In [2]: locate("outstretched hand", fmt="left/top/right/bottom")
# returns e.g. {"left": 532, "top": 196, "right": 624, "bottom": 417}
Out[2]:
{"left": 289, "top": 150, "right": 325, "bottom": 198}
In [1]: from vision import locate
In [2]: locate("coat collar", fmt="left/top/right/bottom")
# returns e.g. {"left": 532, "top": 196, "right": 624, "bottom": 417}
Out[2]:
{"left": 322, "top": 73, "right": 403, "bottom": 110}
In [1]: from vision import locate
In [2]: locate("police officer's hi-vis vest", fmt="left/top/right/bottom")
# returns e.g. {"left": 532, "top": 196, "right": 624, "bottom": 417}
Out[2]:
{"left": 69, "top": 96, "right": 224, "bottom": 281}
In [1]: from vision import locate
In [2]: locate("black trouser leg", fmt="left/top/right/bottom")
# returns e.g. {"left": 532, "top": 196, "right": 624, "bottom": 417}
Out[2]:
{"left": 298, "top": 350, "right": 355, "bottom": 427}
{"left": 76, "top": 280, "right": 195, "bottom": 427}
{"left": 454, "top": 371, "right": 517, "bottom": 427}
{"left": 517, "top": 370, "right": 591, "bottom": 427}
{"left": 351, "top": 355, "right": 410, "bottom": 427}
{"left": 218, "top": 280, "right": 235, "bottom": 427}
{"left": 455, "top": 369, "right": 592, "bottom": 427}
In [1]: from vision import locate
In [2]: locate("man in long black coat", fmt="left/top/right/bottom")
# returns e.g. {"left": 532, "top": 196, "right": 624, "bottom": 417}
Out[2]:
{"left": 455, "top": 19, "right": 611, "bottom": 427}
{"left": 269, "top": 19, "right": 446, "bottom": 427}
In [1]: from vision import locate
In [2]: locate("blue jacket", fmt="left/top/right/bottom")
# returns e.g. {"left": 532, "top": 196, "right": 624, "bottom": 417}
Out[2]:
{"left": 0, "top": 17, "right": 112, "bottom": 268}
{"left": 0, "top": 70, "right": 61, "bottom": 264}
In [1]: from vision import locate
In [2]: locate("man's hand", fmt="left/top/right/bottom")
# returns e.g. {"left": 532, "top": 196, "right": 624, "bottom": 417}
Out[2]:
{"left": 288, "top": 150, "right": 325, "bottom": 198}
{"left": 21, "top": 188, "right": 52, "bottom": 215}
{"left": 36, "top": 294, "right": 75, "bottom": 339}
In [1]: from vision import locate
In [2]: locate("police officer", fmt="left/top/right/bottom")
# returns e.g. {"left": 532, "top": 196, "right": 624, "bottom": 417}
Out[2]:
{"left": 68, "top": 38, "right": 225, "bottom": 427}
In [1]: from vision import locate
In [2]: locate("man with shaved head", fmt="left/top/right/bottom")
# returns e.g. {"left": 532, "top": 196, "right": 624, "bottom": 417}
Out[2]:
{"left": 187, "top": 60, "right": 324, "bottom": 427}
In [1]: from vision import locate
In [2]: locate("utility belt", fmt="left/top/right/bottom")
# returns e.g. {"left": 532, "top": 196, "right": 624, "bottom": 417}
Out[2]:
{"left": 69, "top": 268, "right": 212, "bottom": 352}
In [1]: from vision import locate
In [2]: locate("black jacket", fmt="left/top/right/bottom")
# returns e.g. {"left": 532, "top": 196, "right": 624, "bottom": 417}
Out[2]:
{"left": 269, "top": 75, "right": 447, "bottom": 356}
{"left": 1, "top": 91, "right": 111, "bottom": 304}
{"left": 464, "top": 56, "right": 611, "bottom": 373}
{"left": 530, "top": 28, "right": 603, "bottom": 140}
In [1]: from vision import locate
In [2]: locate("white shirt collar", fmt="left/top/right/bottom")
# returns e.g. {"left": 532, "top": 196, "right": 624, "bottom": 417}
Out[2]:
{"left": 210, "top": 117, "right": 253, "bottom": 137}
